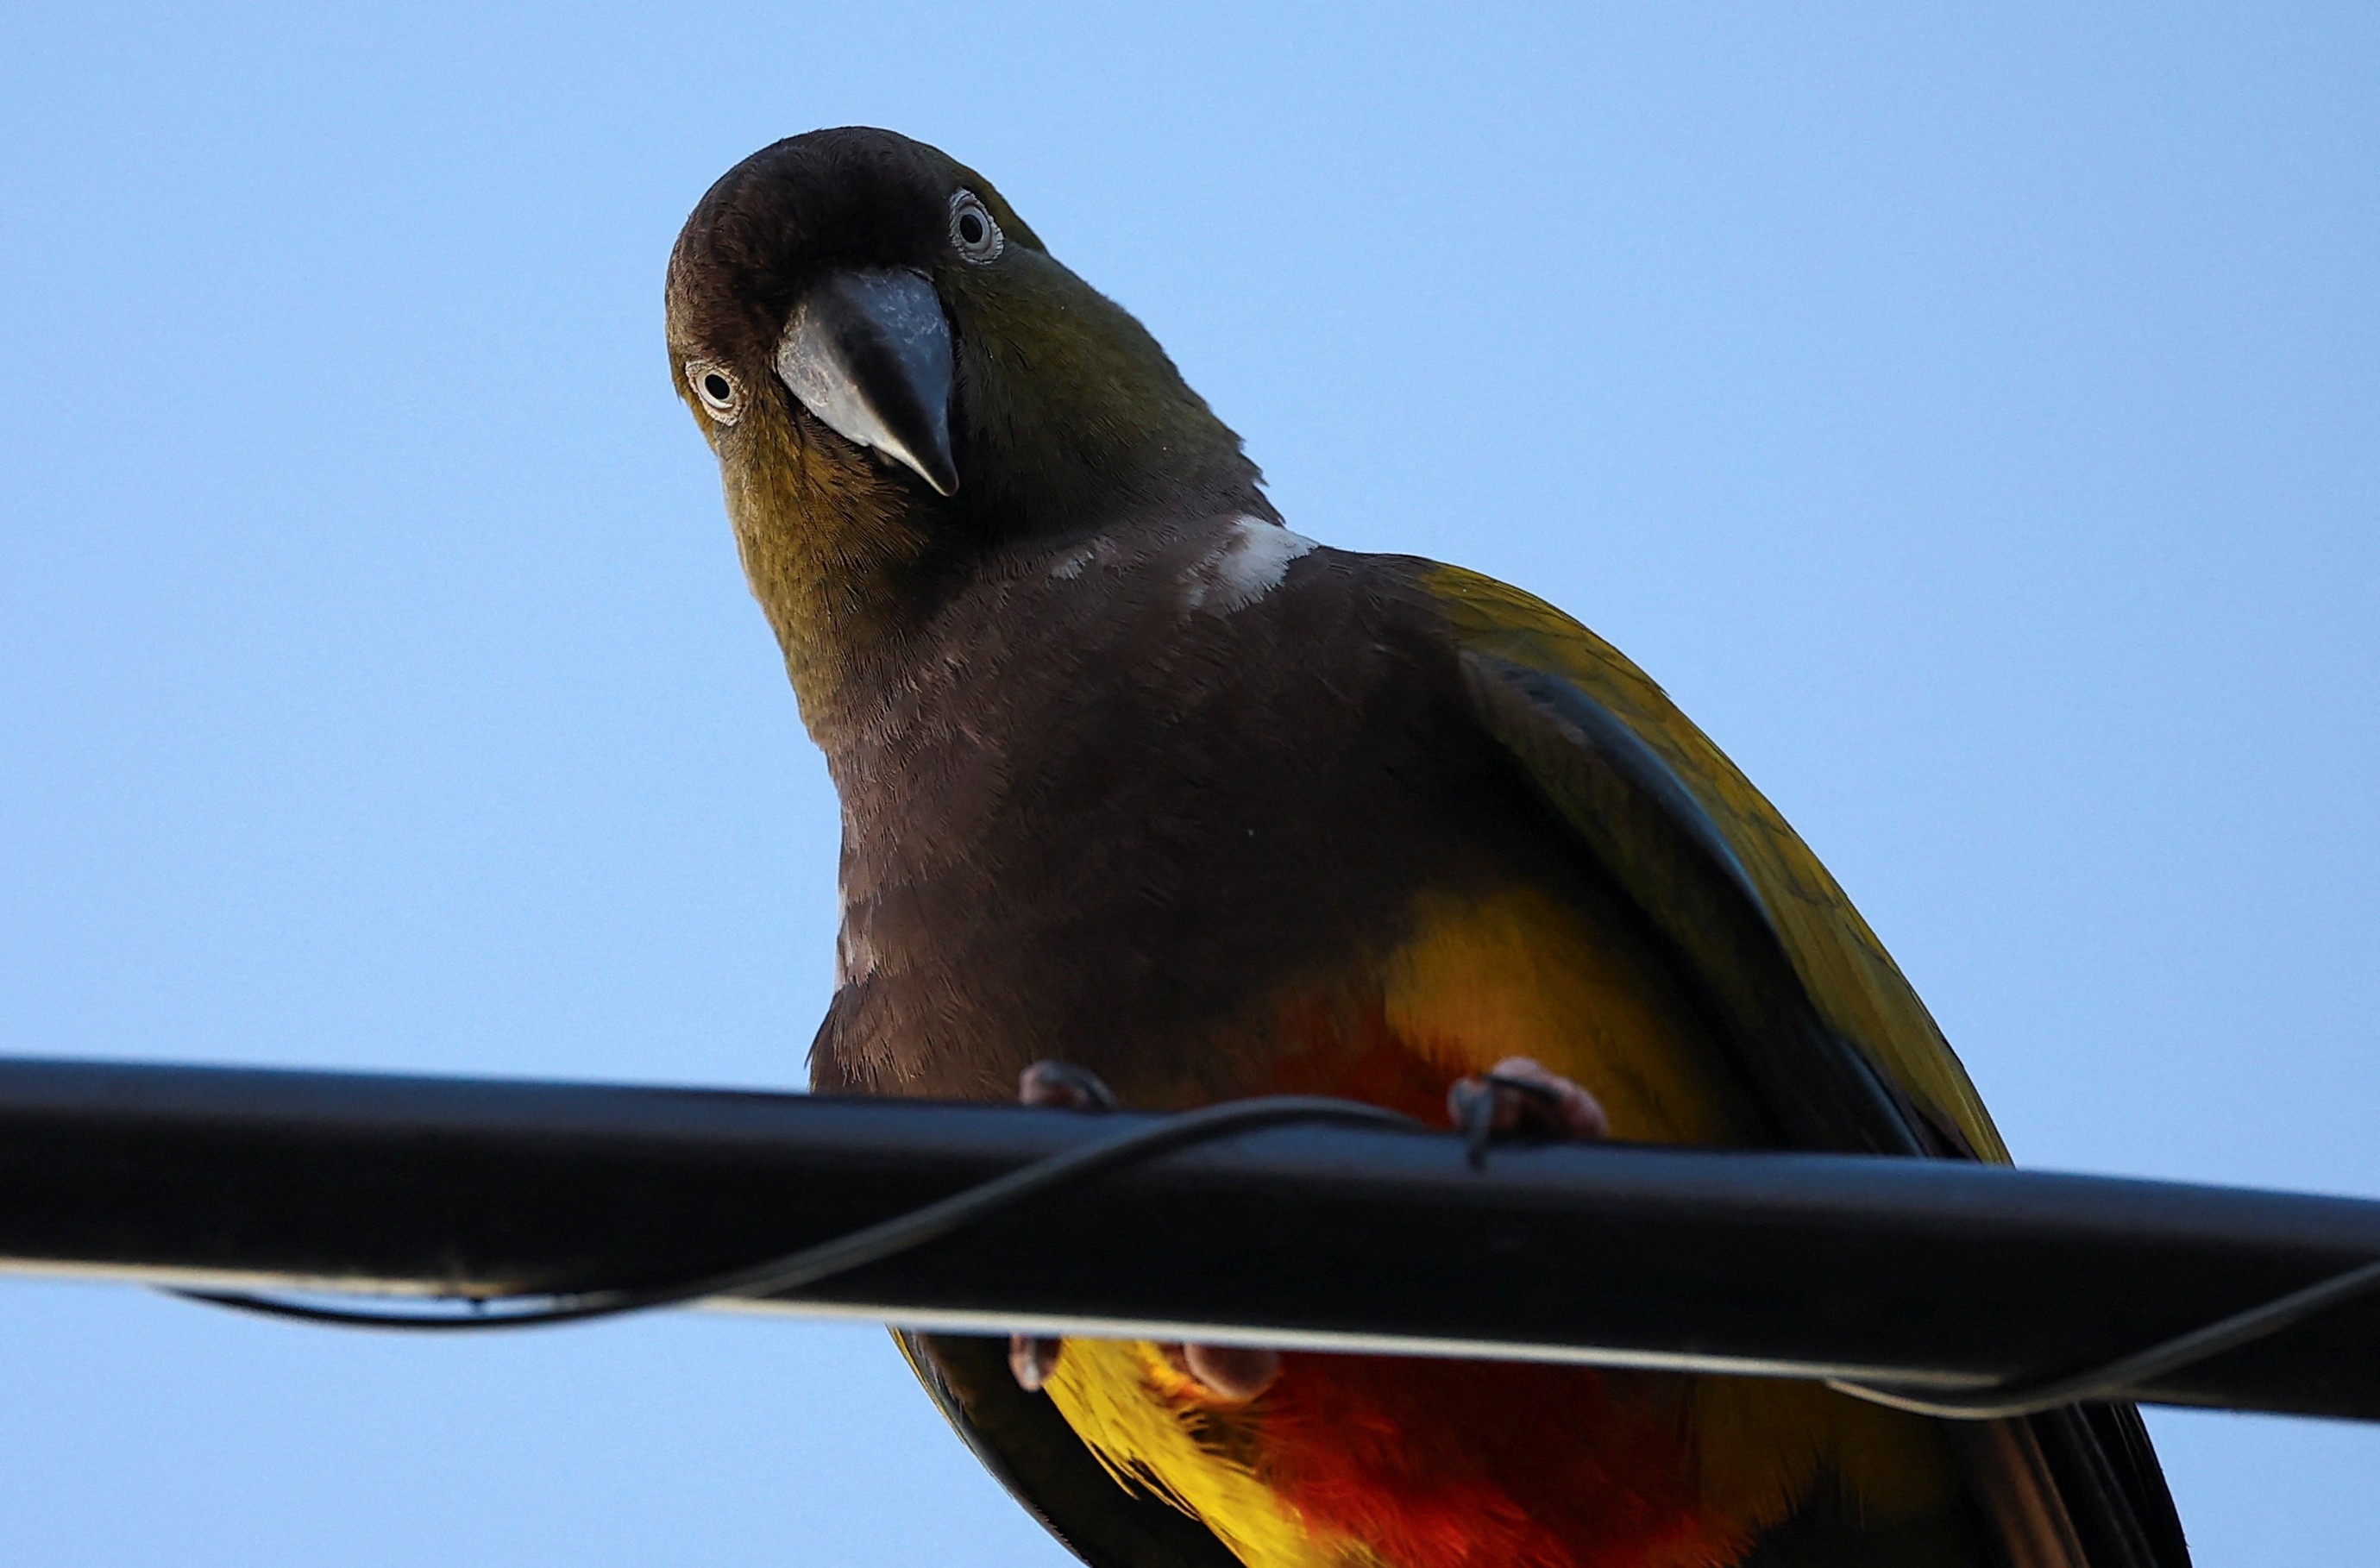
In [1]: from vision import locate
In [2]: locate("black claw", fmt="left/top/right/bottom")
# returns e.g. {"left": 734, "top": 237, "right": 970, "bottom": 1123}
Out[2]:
{"left": 1018, "top": 1060, "right": 1120, "bottom": 1112}
{"left": 1485, "top": 1071, "right": 1564, "bottom": 1106}
{"left": 1450, "top": 1072, "right": 1565, "bottom": 1168}
{"left": 1450, "top": 1077, "right": 1496, "bottom": 1169}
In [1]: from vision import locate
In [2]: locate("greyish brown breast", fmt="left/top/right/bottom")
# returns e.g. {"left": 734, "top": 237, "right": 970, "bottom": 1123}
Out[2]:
{"left": 807, "top": 518, "right": 1545, "bottom": 1102}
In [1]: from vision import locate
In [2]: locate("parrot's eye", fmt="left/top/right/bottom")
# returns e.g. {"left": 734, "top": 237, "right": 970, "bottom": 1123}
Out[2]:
{"left": 949, "top": 191, "right": 1003, "bottom": 264}
{"left": 687, "top": 361, "right": 743, "bottom": 424}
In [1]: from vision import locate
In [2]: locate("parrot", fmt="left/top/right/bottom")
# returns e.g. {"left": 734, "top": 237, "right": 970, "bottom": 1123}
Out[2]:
{"left": 664, "top": 127, "right": 2189, "bottom": 1568}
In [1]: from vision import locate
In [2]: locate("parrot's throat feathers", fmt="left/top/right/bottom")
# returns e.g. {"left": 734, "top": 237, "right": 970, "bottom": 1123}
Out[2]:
{"left": 725, "top": 413, "right": 933, "bottom": 731}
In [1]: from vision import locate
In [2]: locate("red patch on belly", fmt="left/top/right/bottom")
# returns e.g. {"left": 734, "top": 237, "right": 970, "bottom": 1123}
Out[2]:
{"left": 1251, "top": 1002, "right": 1740, "bottom": 1568}
{"left": 1260, "top": 1355, "right": 1730, "bottom": 1568}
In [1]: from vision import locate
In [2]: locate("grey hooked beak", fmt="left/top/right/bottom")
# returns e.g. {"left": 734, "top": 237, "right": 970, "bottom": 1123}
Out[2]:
{"left": 775, "top": 268, "right": 958, "bottom": 497}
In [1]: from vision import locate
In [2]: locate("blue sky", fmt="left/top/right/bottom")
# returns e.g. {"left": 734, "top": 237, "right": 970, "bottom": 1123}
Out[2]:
{"left": 1, "top": 3, "right": 2373, "bottom": 1562}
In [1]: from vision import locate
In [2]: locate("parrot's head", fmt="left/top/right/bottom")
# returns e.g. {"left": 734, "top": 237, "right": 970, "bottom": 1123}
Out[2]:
{"left": 666, "top": 127, "right": 1272, "bottom": 722}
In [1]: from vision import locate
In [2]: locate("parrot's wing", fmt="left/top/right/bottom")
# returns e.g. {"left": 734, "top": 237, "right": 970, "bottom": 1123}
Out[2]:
{"left": 1424, "top": 561, "right": 2003, "bottom": 1158}
{"left": 895, "top": 1331, "right": 1243, "bottom": 1568}
{"left": 1423, "top": 561, "right": 2190, "bottom": 1568}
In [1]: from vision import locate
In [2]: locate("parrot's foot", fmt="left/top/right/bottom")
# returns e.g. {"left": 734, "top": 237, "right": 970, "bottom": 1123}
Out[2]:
{"left": 1166, "top": 1343, "right": 1280, "bottom": 1402}
{"left": 1447, "top": 1056, "right": 1611, "bottom": 1166}
{"left": 1009, "top": 1333, "right": 1064, "bottom": 1391}
{"left": 1006, "top": 1060, "right": 1278, "bottom": 1402}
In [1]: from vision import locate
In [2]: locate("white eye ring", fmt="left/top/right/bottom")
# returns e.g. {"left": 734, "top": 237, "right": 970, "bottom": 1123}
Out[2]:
{"left": 949, "top": 191, "right": 1003, "bottom": 264}
{"left": 687, "top": 360, "right": 743, "bottom": 424}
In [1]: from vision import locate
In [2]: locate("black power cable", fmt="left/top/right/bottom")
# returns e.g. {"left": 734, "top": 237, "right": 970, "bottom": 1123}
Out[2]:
{"left": 172, "top": 1086, "right": 2380, "bottom": 1421}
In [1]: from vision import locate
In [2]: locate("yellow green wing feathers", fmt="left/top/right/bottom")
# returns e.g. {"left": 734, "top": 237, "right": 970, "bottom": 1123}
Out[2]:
{"left": 1423, "top": 561, "right": 2007, "bottom": 1164}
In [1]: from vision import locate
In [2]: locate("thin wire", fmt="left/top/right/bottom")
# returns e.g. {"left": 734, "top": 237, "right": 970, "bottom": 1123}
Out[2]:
{"left": 1827, "top": 1257, "right": 2380, "bottom": 1420}
{"left": 171, "top": 1095, "right": 1420, "bottom": 1333}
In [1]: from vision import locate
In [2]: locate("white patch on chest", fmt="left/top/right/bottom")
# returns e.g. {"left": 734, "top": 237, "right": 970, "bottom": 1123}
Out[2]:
{"left": 834, "top": 879, "right": 877, "bottom": 986}
{"left": 1046, "top": 543, "right": 1097, "bottom": 580}
{"left": 1179, "top": 517, "right": 1318, "bottom": 616}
